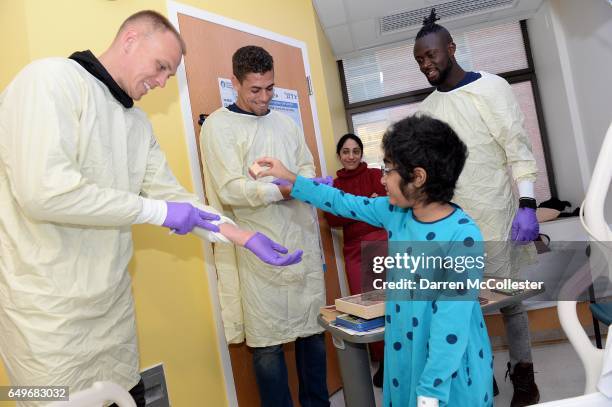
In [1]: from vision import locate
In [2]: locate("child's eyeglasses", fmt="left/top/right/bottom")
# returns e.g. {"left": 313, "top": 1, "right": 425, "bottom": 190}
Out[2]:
{"left": 381, "top": 165, "right": 398, "bottom": 176}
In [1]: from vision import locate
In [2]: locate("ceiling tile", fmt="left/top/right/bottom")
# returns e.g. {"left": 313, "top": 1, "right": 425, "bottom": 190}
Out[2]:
{"left": 313, "top": 0, "right": 347, "bottom": 28}
{"left": 325, "top": 24, "right": 355, "bottom": 55}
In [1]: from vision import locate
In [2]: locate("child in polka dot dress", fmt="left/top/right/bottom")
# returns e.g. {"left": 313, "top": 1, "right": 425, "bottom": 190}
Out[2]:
{"left": 256, "top": 114, "right": 494, "bottom": 407}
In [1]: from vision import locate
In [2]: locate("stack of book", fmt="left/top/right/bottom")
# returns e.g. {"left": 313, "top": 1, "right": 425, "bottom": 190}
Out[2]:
{"left": 319, "top": 290, "right": 386, "bottom": 332}
{"left": 335, "top": 314, "right": 385, "bottom": 331}
{"left": 319, "top": 305, "right": 343, "bottom": 323}
{"left": 334, "top": 290, "right": 385, "bottom": 319}
{"left": 322, "top": 290, "right": 494, "bottom": 331}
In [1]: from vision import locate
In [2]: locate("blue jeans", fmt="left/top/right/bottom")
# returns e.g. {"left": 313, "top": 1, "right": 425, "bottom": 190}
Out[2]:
{"left": 252, "top": 333, "right": 330, "bottom": 407}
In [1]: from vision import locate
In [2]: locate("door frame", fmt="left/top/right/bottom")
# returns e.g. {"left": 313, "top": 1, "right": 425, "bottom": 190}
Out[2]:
{"left": 166, "top": 1, "right": 345, "bottom": 404}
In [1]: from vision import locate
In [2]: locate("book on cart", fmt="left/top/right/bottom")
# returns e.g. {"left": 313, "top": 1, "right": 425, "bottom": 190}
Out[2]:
{"left": 334, "top": 290, "right": 385, "bottom": 320}
{"left": 334, "top": 314, "right": 385, "bottom": 332}
{"left": 319, "top": 305, "right": 343, "bottom": 323}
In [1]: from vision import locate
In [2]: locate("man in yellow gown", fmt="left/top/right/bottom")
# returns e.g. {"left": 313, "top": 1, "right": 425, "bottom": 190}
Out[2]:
{"left": 200, "top": 46, "right": 329, "bottom": 406}
{"left": 0, "top": 11, "right": 300, "bottom": 406}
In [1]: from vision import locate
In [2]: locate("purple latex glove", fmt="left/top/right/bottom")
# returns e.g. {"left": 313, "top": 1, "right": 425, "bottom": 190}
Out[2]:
{"left": 310, "top": 176, "right": 333, "bottom": 187}
{"left": 271, "top": 178, "right": 293, "bottom": 187}
{"left": 163, "top": 202, "right": 220, "bottom": 235}
{"left": 244, "top": 232, "right": 303, "bottom": 266}
{"left": 511, "top": 207, "right": 539, "bottom": 243}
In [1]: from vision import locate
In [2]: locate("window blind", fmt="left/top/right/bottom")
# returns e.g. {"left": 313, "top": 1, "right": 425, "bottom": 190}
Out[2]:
{"left": 343, "top": 21, "right": 528, "bottom": 104}
{"left": 350, "top": 81, "right": 551, "bottom": 203}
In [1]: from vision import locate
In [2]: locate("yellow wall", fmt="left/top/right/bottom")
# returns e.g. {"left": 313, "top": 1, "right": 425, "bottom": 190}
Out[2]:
{"left": 313, "top": 12, "right": 349, "bottom": 175}
{"left": 0, "top": 2, "right": 28, "bottom": 87}
{"left": 0, "top": 1, "right": 345, "bottom": 405}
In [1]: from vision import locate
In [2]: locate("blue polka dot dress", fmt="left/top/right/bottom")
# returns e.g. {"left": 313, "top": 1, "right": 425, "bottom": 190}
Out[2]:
{"left": 291, "top": 175, "right": 493, "bottom": 407}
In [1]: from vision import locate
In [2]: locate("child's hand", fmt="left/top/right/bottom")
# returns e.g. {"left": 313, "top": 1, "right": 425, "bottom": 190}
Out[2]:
{"left": 255, "top": 157, "right": 297, "bottom": 184}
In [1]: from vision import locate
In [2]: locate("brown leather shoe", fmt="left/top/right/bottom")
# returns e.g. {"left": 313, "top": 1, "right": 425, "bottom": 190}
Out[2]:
{"left": 506, "top": 362, "right": 540, "bottom": 407}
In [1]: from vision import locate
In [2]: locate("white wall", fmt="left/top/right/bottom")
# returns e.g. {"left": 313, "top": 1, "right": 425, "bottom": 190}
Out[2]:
{"left": 554, "top": 0, "right": 612, "bottom": 222}
{"left": 527, "top": 0, "right": 612, "bottom": 221}
{"left": 555, "top": 0, "right": 612, "bottom": 171}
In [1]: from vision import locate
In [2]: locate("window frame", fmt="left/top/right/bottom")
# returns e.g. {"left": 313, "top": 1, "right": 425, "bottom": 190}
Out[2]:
{"left": 337, "top": 20, "right": 557, "bottom": 197}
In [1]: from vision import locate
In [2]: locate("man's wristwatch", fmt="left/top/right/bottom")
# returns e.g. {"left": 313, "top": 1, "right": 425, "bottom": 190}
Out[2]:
{"left": 519, "top": 197, "right": 537, "bottom": 209}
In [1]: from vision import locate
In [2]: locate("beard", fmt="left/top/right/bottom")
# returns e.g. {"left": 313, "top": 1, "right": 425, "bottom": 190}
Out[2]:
{"left": 427, "top": 58, "right": 454, "bottom": 86}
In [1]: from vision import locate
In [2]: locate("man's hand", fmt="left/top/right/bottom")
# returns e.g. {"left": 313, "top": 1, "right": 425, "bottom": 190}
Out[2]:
{"left": 244, "top": 232, "right": 303, "bottom": 266}
{"left": 163, "top": 202, "right": 220, "bottom": 234}
{"left": 511, "top": 207, "right": 539, "bottom": 243}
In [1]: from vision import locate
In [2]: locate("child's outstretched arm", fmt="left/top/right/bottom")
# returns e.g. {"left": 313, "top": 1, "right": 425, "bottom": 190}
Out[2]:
{"left": 256, "top": 157, "right": 387, "bottom": 229}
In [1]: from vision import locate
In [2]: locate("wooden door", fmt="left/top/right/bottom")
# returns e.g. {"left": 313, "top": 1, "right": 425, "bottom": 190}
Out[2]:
{"left": 176, "top": 13, "right": 343, "bottom": 406}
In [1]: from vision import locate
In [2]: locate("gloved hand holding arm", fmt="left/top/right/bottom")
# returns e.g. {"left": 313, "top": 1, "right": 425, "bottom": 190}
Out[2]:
{"left": 136, "top": 198, "right": 301, "bottom": 265}
{"left": 135, "top": 198, "right": 220, "bottom": 233}
{"left": 511, "top": 180, "right": 539, "bottom": 243}
{"left": 163, "top": 201, "right": 221, "bottom": 234}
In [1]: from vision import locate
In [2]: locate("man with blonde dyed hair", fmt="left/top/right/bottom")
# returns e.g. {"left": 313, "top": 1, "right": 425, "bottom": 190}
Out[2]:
{"left": 0, "top": 10, "right": 301, "bottom": 406}
{"left": 117, "top": 9, "right": 187, "bottom": 55}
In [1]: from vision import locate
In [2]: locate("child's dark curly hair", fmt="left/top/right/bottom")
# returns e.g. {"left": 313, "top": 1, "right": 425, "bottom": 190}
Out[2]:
{"left": 382, "top": 114, "right": 467, "bottom": 204}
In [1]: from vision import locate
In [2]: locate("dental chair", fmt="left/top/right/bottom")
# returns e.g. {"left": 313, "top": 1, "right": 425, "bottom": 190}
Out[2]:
{"left": 536, "top": 122, "right": 612, "bottom": 405}
{"left": 589, "top": 301, "right": 612, "bottom": 348}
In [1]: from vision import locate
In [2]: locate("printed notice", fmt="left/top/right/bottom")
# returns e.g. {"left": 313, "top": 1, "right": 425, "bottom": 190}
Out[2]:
{"left": 218, "top": 78, "right": 303, "bottom": 132}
